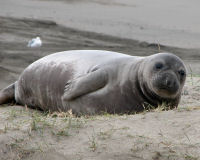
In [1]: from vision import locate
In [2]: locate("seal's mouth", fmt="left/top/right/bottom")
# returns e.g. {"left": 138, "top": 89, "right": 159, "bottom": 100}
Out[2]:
{"left": 153, "top": 86, "right": 179, "bottom": 99}
{"left": 156, "top": 86, "right": 179, "bottom": 98}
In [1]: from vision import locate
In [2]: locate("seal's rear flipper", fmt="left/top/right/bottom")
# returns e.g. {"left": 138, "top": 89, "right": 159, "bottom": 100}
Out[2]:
{"left": 62, "top": 69, "right": 108, "bottom": 101}
{"left": 0, "top": 83, "right": 15, "bottom": 105}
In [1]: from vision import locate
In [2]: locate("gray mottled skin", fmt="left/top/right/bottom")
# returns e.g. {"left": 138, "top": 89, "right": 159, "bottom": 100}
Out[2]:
{"left": 0, "top": 50, "right": 186, "bottom": 115}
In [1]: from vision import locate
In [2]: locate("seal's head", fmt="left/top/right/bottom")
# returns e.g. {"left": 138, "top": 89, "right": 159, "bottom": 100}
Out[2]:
{"left": 139, "top": 53, "right": 186, "bottom": 100}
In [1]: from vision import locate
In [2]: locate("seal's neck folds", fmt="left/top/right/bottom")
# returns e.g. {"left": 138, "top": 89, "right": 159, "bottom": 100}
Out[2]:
{"left": 136, "top": 60, "right": 162, "bottom": 108}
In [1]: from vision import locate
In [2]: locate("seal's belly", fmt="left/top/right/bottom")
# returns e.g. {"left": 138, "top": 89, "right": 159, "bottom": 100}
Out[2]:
{"left": 15, "top": 62, "right": 74, "bottom": 111}
{"left": 66, "top": 85, "right": 134, "bottom": 115}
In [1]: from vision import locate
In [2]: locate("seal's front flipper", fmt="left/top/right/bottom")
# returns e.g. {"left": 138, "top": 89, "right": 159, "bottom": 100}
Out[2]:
{"left": 0, "top": 83, "right": 15, "bottom": 105}
{"left": 62, "top": 69, "right": 108, "bottom": 101}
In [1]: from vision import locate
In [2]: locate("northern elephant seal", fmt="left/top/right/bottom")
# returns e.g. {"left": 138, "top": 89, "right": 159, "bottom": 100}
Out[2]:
{"left": 0, "top": 50, "right": 186, "bottom": 115}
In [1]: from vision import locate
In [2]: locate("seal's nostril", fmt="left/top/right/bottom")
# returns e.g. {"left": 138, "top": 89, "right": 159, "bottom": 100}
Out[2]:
{"left": 166, "top": 80, "right": 172, "bottom": 87}
{"left": 165, "top": 78, "right": 177, "bottom": 89}
{"left": 173, "top": 81, "right": 177, "bottom": 87}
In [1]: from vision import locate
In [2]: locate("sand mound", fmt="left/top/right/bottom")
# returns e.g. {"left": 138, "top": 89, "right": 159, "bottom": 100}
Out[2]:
{"left": 0, "top": 16, "right": 200, "bottom": 160}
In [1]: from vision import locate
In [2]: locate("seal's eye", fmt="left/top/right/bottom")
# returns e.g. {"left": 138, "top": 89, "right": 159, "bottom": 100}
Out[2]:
{"left": 155, "top": 63, "right": 163, "bottom": 70}
{"left": 178, "top": 70, "right": 185, "bottom": 76}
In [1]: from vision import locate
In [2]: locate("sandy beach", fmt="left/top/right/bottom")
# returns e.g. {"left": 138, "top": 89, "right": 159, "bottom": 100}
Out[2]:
{"left": 0, "top": 0, "right": 200, "bottom": 159}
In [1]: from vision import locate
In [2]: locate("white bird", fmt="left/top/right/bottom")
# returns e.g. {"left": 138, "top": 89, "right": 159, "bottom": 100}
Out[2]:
{"left": 27, "top": 37, "right": 42, "bottom": 48}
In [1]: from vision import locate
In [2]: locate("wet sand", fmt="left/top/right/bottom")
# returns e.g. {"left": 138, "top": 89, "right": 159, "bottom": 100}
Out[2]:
{"left": 0, "top": 0, "right": 200, "bottom": 89}
{"left": 0, "top": 16, "right": 200, "bottom": 89}
{"left": 1, "top": 0, "right": 200, "bottom": 48}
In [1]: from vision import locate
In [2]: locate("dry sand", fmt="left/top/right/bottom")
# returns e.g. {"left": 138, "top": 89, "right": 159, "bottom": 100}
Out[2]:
{"left": 0, "top": 93, "right": 200, "bottom": 160}
{"left": 0, "top": 0, "right": 200, "bottom": 159}
{"left": 0, "top": 75, "right": 200, "bottom": 160}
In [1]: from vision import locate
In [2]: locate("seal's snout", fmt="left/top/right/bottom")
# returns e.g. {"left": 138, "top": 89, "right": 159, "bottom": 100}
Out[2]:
{"left": 154, "top": 72, "right": 179, "bottom": 98}
{"left": 164, "top": 74, "right": 179, "bottom": 92}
